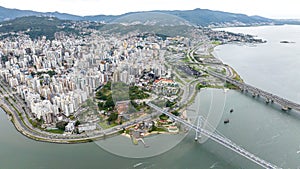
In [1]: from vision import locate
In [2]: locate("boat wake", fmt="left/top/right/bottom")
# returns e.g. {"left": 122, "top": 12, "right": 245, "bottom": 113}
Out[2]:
{"left": 132, "top": 162, "right": 156, "bottom": 169}
{"left": 210, "top": 162, "right": 219, "bottom": 168}
{"left": 133, "top": 163, "right": 143, "bottom": 168}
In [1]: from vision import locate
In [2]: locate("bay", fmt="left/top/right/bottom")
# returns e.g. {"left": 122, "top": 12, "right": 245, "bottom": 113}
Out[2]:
{"left": 1, "top": 25, "right": 300, "bottom": 169}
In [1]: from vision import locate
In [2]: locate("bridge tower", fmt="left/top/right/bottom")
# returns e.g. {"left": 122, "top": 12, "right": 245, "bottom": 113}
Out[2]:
{"left": 195, "top": 115, "right": 202, "bottom": 141}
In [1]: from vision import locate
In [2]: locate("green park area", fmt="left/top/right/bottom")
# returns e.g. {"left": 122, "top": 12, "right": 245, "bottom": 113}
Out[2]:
{"left": 96, "top": 81, "right": 150, "bottom": 125}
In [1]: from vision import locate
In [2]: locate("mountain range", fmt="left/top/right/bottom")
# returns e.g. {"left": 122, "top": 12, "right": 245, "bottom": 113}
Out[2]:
{"left": 1, "top": 6, "right": 300, "bottom": 27}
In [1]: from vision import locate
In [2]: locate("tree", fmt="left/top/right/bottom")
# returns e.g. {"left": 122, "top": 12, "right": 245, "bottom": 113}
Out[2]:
{"left": 171, "top": 110, "right": 180, "bottom": 116}
{"left": 159, "top": 114, "right": 169, "bottom": 120}
{"left": 56, "top": 121, "right": 68, "bottom": 130}
{"left": 98, "top": 102, "right": 104, "bottom": 110}
{"left": 104, "top": 97, "right": 115, "bottom": 110}
{"left": 130, "top": 100, "right": 140, "bottom": 111}
{"left": 107, "top": 112, "right": 118, "bottom": 122}
{"left": 166, "top": 100, "right": 175, "bottom": 107}
{"left": 75, "top": 120, "right": 80, "bottom": 126}
{"left": 96, "top": 92, "right": 107, "bottom": 100}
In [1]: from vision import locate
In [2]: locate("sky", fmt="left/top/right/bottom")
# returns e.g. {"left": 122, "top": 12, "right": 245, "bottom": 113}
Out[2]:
{"left": 1, "top": 0, "right": 300, "bottom": 19}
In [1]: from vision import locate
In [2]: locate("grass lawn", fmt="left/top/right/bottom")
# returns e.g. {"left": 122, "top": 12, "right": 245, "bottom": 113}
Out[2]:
{"left": 98, "top": 121, "right": 117, "bottom": 129}
{"left": 46, "top": 129, "right": 64, "bottom": 134}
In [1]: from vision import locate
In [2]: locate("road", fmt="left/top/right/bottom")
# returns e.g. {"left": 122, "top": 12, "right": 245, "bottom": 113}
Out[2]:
{"left": 187, "top": 44, "right": 236, "bottom": 79}
{"left": 0, "top": 43, "right": 227, "bottom": 143}
{"left": 0, "top": 79, "right": 160, "bottom": 143}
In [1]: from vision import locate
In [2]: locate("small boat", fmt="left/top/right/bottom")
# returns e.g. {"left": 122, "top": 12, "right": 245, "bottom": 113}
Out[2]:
{"left": 230, "top": 109, "right": 234, "bottom": 113}
{"left": 281, "top": 106, "right": 288, "bottom": 111}
{"left": 224, "top": 119, "right": 230, "bottom": 124}
{"left": 280, "top": 40, "right": 290, "bottom": 43}
{"left": 280, "top": 40, "right": 295, "bottom": 44}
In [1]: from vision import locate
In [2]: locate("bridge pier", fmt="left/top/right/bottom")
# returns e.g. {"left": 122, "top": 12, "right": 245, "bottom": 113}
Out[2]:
{"left": 265, "top": 98, "right": 270, "bottom": 104}
{"left": 208, "top": 71, "right": 300, "bottom": 115}
{"left": 195, "top": 116, "right": 202, "bottom": 141}
{"left": 240, "top": 86, "right": 246, "bottom": 92}
{"left": 147, "top": 102, "right": 281, "bottom": 169}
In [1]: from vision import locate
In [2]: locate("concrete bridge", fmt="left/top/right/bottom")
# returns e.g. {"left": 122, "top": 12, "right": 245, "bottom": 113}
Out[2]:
{"left": 147, "top": 102, "right": 281, "bottom": 169}
{"left": 207, "top": 70, "right": 300, "bottom": 112}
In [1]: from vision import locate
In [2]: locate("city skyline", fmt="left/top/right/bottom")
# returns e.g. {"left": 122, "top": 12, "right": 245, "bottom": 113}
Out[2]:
{"left": 1, "top": 0, "right": 300, "bottom": 19}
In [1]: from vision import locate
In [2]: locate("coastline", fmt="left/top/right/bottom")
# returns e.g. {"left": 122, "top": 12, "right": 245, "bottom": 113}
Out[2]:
{"left": 0, "top": 104, "right": 121, "bottom": 144}
{"left": 0, "top": 41, "right": 244, "bottom": 145}
{"left": 0, "top": 31, "right": 250, "bottom": 145}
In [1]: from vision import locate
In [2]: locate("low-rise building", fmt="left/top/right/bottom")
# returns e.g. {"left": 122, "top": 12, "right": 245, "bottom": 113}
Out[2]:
{"left": 78, "top": 123, "right": 96, "bottom": 133}
{"left": 65, "top": 121, "right": 75, "bottom": 132}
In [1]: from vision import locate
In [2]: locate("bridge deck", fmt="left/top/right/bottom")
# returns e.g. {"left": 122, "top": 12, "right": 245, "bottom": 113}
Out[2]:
{"left": 207, "top": 70, "right": 300, "bottom": 112}
{"left": 147, "top": 103, "right": 280, "bottom": 169}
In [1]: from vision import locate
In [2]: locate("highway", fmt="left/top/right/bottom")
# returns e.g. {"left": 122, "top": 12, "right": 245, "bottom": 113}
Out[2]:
{"left": 187, "top": 44, "right": 300, "bottom": 112}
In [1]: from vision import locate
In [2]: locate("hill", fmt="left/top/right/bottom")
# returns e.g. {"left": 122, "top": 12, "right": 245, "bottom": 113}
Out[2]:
{"left": 1, "top": 6, "right": 300, "bottom": 27}
{"left": 158, "top": 8, "right": 274, "bottom": 27}
{"left": 0, "top": 16, "right": 78, "bottom": 40}
{"left": 100, "top": 24, "right": 194, "bottom": 37}
{"left": 99, "top": 12, "right": 194, "bottom": 37}
{"left": 111, "top": 12, "right": 191, "bottom": 26}
{"left": 0, "top": 6, "right": 40, "bottom": 21}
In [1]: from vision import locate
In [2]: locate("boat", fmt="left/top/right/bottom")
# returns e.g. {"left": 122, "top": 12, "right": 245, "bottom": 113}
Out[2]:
{"left": 280, "top": 40, "right": 295, "bottom": 44}
{"left": 230, "top": 109, "right": 234, "bottom": 113}
{"left": 280, "top": 40, "right": 296, "bottom": 43}
{"left": 280, "top": 40, "right": 290, "bottom": 43}
{"left": 281, "top": 106, "right": 288, "bottom": 111}
{"left": 224, "top": 119, "right": 230, "bottom": 124}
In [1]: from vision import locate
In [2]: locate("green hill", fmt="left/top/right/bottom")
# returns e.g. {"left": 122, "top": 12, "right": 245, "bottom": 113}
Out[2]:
{"left": 0, "top": 16, "right": 78, "bottom": 40}
{"left": 2, "top": 6, "right": 299, "bottom": 27}
{"left": 111, "top": 12, "right": 191, "bottom": 26}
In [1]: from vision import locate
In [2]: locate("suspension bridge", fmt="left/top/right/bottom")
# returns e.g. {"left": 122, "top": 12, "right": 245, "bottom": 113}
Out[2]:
{"left": 147, "top": 102, "right": 281, "bottom": 169}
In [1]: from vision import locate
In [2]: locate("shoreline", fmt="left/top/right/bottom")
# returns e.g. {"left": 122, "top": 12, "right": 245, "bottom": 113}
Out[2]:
{"left": 0, "top": 104, "right": 121, "bottom": 144}
{"left": 0, "top": 33, "right": 247, "bottom": 145}
{"left": 0, "top": 45, "right": 237, "bottom": 145}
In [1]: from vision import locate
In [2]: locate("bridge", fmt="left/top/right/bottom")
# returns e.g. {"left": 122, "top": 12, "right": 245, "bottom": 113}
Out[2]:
{"left": 207, "top": 70, "right": 300, "bottom": 112}
{"left": 147, "top": 102, "right": 281, "bottom": 169}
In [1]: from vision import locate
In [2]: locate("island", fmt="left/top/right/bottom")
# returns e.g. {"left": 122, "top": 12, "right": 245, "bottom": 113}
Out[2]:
{"left": 280, "top": 40, "right": 295, "bottom": 43}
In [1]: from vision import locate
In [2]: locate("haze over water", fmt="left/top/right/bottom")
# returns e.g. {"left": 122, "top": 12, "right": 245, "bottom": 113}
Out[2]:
{"left": 214, "top": 25, "right": 300, "bottom": 103}
{"left": 213, "top": 25, "right": 300, "bottom": 168}
{"left": 1, "top": 25, "right": 300, "bottom": 169}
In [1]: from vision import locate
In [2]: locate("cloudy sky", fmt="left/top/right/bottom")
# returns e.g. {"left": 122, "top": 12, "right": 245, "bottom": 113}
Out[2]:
{"left": 1, "top": 0, "right": 300, "bottom": 19}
